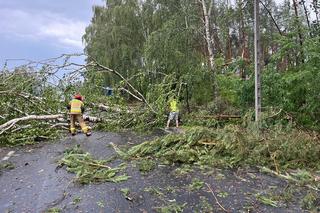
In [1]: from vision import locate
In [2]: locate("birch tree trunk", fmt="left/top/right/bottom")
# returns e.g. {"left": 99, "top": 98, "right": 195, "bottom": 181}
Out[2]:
{"left": 313, "top": 0, "right": 319, "bottom": 23}
{"left": 200, "top": 0, "right": 217, "bottom": 101}
{"left": 0, "top": 114, "right": 64, "bottom": 135}
{"left": 201, "top": 0, "right": 215, "bottom": 69}
{"left": 238, "top": 0, "right": 248, "bottom": 79}
{"left": 301, "top": 0, "right": 311, "bottom": 33}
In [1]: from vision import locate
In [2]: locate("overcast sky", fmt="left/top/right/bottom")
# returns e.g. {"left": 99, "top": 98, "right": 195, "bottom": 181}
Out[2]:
{"left": 0, "top": 0, "right": 316, "bottom": 68}
{"left": 0, "top": 0, "right": 105, "bottom": 68}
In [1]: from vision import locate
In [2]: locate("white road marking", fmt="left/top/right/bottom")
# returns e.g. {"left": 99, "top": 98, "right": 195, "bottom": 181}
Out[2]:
{"left": 2, "top": 151, "right": 15, "bottom": 161}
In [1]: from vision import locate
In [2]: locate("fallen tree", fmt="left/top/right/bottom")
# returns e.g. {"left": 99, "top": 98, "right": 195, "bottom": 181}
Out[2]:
{"left": 0, "top": 54, "right": 194, "bottom": 143}
{"left": 0, "top": 114, "right": 102, "bottom": 134}
{"left": 0, "top": 114, "right": 64, "bottom": 135}
{"left": 0, "top": 54, "right": 107, "bottom": 145}
{"left": 0, "top": 54, "right": 190, "bottom": 145}
{"left": 89, "top": 58, "right": 156, "bottom": 114}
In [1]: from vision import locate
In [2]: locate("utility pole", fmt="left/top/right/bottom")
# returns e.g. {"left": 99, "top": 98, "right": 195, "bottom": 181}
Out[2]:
{"left": 254, "top": 0, "right": 261, "bottom": 122}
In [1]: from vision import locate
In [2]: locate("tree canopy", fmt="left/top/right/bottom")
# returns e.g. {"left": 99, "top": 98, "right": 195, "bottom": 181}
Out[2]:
{"left": 82, "top": 0, "right": 320, "bottom": 128}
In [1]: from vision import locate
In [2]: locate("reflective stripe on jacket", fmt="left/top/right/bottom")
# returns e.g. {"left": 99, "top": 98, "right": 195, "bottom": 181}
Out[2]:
{"left": 69, "top": 99, "right": 83, "bottom": 114}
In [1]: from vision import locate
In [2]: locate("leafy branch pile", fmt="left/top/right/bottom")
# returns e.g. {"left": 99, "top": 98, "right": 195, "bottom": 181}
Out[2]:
{"left": 59, "top": 145, "right": 129, "bottom": 184}
{"left": 125, "top": 124, "right": 320, "bottom": 172}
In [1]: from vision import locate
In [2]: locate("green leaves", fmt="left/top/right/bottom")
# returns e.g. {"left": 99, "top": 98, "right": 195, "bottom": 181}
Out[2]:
{"left": 59, "top": 146, "right": 130, "bottom": 184}
{"left": 188, "top": 178, "right": 204, "bottom": 191}
{"left": 126, "top": 123, "right": 320, "bottom": 171}
{"left": 255, "top": 193, "right": 279, "bottom": 207}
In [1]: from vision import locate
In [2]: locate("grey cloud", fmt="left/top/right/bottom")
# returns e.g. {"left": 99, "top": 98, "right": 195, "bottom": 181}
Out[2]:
{"left": 0, "top": 8, "right": 87, "bottom": 49}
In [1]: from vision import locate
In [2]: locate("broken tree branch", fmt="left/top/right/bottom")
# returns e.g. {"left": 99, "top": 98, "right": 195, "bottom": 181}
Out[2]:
{"left": 259, "top": 167, "right": 319, "bottom": 191}
{"left": 0, "top": 114, "right": 64, "bottom": 135}
{"left": 205, "top": 183, "right": 230, "bottom": 213}
{"left": 78, "top": 160, "right": 111, "bottom": 169}
{"left": 93, "top": 103, "right": 134, "bottom": 114}
{"left": 259, "top": 0, "right": 283, "bottom": 36}
{"left": 49, "top": 123, "right": 69, "bottom": 130}
{"left": 83, "top": 115, "right": 102, "bottom": 122}
{"left": 196, "top": 115, "right": 241, "bottom": 120}
{"left": 119, "top": 87, "right": 143, "bottom": 102}
{"left": 89, "top": 58, "right": 157, "bottom": 114}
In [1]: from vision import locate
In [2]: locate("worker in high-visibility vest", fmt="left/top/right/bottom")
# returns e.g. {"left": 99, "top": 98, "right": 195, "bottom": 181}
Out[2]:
{"left": 166, "top": 96, "right": 179, "bottom": 129}
{"left": 67, "top": 93, "right": 91, "bottom": 136}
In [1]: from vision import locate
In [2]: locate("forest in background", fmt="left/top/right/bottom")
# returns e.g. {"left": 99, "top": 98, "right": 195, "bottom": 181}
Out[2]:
{"left": 82, "top": 0, "right": 320, "bottom": 128}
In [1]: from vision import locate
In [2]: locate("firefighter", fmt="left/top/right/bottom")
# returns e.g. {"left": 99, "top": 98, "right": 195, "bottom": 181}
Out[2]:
{"left": 67, "top": 93, "right": 91, "bottom": 136}
{"left": 166, "top": 95, "right": 179, "bottom": 129}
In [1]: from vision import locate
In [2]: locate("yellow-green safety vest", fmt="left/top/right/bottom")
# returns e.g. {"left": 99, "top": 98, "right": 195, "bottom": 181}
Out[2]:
{"left": 169, "top": 99, "right": 178, "bottom": 112}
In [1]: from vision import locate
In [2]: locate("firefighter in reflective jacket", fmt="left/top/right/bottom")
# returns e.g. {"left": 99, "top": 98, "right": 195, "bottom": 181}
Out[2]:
{"left": 67, "top": 93, "right": 91, "bottom": 136}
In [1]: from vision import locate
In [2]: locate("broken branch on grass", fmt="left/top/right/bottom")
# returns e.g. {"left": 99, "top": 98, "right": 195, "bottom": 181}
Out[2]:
{"left": 11, "top": 124, "right": 32, "bottom": 133}
{"left": 49, "top": 123, "right": 69, "bottom": 129}
{"left": 77, "top": 160, "right": 111, "bottom": 169}
{"left": 259, "top": 167, "right": 319, "bottom": 191}
{"left": 267, "top": 108, "right": 283, "bottom": 119}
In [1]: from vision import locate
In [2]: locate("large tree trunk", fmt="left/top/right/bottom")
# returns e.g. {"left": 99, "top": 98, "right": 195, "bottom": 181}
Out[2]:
{"left": 0, "top": 114, "right": 64, "bottom": 135}
{"left": 313, "top": 0, "right": 320, "bottom": 23}
{"left": 0, "top": 114, "right": 102, "bottom": 135}
{"left": 201, "top": 0, "right": 215, "bottom": 69}
{"left": 200, "top": 0, "right": 218, "bottom": 101}
{"left": 237, "top": 0, "right": 249, "bottom": 79}
{"left": 225, "top": 32, "right": 232, "bottom": 64}
{"left": 301, "top": 0, "right": 311, "bottom": 33}
{"left": 292, "top": 0, "right": 304, "bottom": 64}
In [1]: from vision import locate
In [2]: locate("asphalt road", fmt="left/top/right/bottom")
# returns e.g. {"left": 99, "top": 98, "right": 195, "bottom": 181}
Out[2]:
{"left": 0, "top": 132, "right": 316, "bottom": 213}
